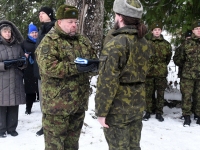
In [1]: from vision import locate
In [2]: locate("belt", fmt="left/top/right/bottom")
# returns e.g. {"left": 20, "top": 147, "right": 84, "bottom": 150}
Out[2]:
{"left": 120, "top": 82, "right": 143, "bottom": 86}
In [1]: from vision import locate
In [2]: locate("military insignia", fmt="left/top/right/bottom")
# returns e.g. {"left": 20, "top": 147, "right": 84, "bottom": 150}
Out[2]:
{"left": 42, "top": 45, "right": 50, "bottom": 54}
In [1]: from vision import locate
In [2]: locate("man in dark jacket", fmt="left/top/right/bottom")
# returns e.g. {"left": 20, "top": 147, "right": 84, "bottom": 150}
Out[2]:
{"left": 34, "top": 6, "right": 56, "bottom": 136}
{"left": 95, "top": 0, "right": 151, "bottom": 149}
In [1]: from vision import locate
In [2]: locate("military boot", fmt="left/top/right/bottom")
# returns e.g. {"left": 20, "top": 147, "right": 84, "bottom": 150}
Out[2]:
{"left": 194, "top": 113, "right": 198, "bottom": 120}
{"left": 0, "top": 132, "right": 6, "bottom": 138}
{"left": 156, "top": 113, "right": 164, "bottom": 122}
{"left": 196, "top": 117, "right": 200, "bottom": 125}
{"left": 143, "top": 112, "right": 151, "bottom": 121}
{"left": 183, "top": 115, "right": 191, "bottom": 127}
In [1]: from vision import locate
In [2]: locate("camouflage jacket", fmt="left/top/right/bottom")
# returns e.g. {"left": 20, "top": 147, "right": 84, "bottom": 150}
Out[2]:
{"left": 35, "top": 22, "right": 97, "bottom": 115}
{"left": 173, "top": 34, "right": 200, "bottom": 79}
{"left": 147, "top": 34, "right": 172, "bottom": 77}
{"left": 95, "top": 26, "right": 151, "bottom": 117}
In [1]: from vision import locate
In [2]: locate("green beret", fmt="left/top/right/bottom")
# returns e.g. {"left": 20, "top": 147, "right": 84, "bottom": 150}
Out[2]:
{"left": 56, "top": 5, "right": 78, "bottom": 20}
{"left": 191, "top": 20, "right": 200, "bottom": 29}
{"left": 151, "top": 22, "right": 163, "bottom": 30}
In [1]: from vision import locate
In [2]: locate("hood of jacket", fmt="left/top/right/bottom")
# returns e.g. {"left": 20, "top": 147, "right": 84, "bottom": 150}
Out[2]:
{"left": 0, "top": 20, "right": 24, "bottom": 44}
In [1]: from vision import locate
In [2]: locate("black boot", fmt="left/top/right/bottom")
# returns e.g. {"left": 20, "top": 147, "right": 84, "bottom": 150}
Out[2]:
{"left": 183, "top": 115, "right": 191, "bottom": 127}
{"left": 194, "top": 113, "right": 198, "bottom": 120}
{"left": 0, "top": 132, "right": 6, "bottom": 138}
{"left": 7, "top": 131, "right": 18, "bottom": 136}
{"left": 197, "top": 117, "right": 200, "bottom": 125}
{"left": 36, "top": 127, "right": 43, "bottom": 136}
{"left": 25, "top": 109, "right": 31, "bottom": 115}
{"left": 156, "top": 113, "right": 164, "bottom": 122}
{"left": 143, "top": 112, "right": 151, "bottom": 121}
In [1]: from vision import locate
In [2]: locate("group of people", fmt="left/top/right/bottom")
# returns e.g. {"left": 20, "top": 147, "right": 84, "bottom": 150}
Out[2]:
{"left": 0, "top": 6, "right": 56, "bottom": 138}
{"left": 0, "top": 0, "right": 200, "bottom": 150}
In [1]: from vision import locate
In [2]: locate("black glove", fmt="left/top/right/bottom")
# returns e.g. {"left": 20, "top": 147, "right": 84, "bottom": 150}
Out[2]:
{"left": 76, "top": 63, "right": 98, "bottom": 72}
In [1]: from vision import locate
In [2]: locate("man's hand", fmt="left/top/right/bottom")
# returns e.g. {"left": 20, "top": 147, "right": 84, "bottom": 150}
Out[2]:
{"left": 97, "top": 117, "right": 109, "bottom": 128}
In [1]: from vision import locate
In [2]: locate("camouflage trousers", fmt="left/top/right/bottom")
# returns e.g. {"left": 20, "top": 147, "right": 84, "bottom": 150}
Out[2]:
{"left": 42, "top": 109, "right": 85, "bottom": 150}
{"left": 103, "top": 113, "right": 143, "bottom": 150}
{"left": 180, "top": 78, "right": 200, "bottom": 116}
{"left": 145, "top": 77, "right": 167, "bottom": 114}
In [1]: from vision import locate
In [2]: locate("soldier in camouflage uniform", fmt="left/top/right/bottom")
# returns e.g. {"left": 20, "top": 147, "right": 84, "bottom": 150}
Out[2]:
{"left": 35, "top": 5, "right": 98, "bottom": 150}
{"left": 173, "top": 30, "right": 198, "bottom": 120}
{"left": 143, "top": 22, "right": 172, "bottom": 122}
{"left": 173, "top": 20, "right": 200, "bottom": 127}
{"left": 95, "top": 0, "right": 151, "bottom": 149}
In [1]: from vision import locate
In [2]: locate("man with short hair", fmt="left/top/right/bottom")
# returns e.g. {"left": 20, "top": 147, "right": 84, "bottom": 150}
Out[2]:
{"left": 173, "top": 20, "right": 200, "bottom": 126}
{"left": 95, "top": 0, "right": 151, "bottom": 149}
{"left": 35, "top": 4, "right": 98, "bottom": 149}
{"left": 143, "top": 22, "right": 172, "bottom": 122}
{"left": 34, "top": 6, "right": 56, "bottom": 136}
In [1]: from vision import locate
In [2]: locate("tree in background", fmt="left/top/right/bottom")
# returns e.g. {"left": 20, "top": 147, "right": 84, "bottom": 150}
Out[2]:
{"left": 1, "top": 0, "right": 200, "bottom": 47}
{"left": 104, "top": 0, "right": 200, "bottom": 46}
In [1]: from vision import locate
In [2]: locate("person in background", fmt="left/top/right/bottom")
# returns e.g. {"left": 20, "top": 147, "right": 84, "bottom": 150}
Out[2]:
{"left": 173, "top": 20, "right": 200, "bottom": 126}
{"left": 95, "top": 0, "right": 151, "bottom": 149}
{"left": 173, "top": 30, "right": 198, "bottom": 120}
{"left": 35, "top": 4, "right": 98, "bottom": 149}
{"left": 21, "top": 23, "right": 39, "bottom": 115}
{"left": 34, "top": 6, "right": 56, "bottom": 136}
{"left": 0, "top": 20, "right": 27, "bottom": 138}
{"left": 143, "top": 22, "right": 172, "bottom": 122}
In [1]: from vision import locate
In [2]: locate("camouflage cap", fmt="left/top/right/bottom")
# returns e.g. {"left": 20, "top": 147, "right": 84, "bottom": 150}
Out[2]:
{"left": 113, "top": 0, "right": 143, "bottom": 19}
{"left": 191, "top": 19, "right": 200, "bottom": 29}
{"left": 56, "top": 5, "right": 78, "bottom": 20}
{"left": 151, "top": 22, "right": 163, "bottom": 30}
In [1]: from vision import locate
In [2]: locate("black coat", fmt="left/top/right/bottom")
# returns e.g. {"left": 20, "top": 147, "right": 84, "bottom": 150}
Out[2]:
{"left": 21, "top": 37, "right": 38, "bottom": 94}
{"left": 34, "top": 20, "right": 56, "bottom": 79}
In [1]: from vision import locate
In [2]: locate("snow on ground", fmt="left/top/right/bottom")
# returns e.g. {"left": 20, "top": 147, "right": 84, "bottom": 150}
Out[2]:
{"left": 0, "top": 76, "right": 200, "bottom": 150}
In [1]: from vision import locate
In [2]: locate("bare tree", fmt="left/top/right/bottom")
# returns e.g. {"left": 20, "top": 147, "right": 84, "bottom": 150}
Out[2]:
{"left": 65, "top": 0, "right": 104, "bottom": 54}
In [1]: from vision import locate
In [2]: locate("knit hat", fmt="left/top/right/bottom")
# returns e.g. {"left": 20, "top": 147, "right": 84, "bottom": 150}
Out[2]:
{"left": 113, "top": 0, "right": 143, "bottom": 19}
{"left": 191, "top": 19, "right": 200, "bottom": 29}
{"left": 151, "top": 22, "right": 163, "bottom": 30}
{"left": 56, "top": 5, "right": 78, "bottom": 20}
{"left": 39, "top": 7, "right": 54, "bottom": 21}
{"left": 28, "top": 23, "right": 38, "bottom": 34}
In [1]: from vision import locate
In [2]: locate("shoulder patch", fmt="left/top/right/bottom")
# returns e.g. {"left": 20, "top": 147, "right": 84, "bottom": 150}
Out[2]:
{"left": 42, "top": 45, "right": 50, "bottom": 54}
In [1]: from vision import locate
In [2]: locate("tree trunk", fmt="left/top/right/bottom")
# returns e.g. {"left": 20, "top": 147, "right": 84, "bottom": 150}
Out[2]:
{"left": 66, "top": 0, "right": 104, "bottom": 54}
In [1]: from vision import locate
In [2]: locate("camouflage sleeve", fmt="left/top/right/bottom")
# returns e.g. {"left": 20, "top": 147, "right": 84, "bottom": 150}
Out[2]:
{"left": 35, "top": 36, "right": 79, "bottom": 78}
{"left": 95, "top": 40, "right": 122, "bottom": 117}
{"left": 173, "top": 45, "right": 185, "bottom": 67}
{"left": 166, "top": 43, "right": 172, "bottom": 65}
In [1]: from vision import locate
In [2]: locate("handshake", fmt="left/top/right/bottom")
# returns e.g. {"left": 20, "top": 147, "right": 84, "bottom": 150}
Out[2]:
{"left": 74, "top": 57, "right": 100, "bottom": 73}
{"left": 4, "top": 57, "right": 26, "bottom": 69}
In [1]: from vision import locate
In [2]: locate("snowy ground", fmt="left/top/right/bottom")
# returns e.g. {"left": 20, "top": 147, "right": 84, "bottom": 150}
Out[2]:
{"left": 0, "top": 76, "right": 200, "bottom": 150}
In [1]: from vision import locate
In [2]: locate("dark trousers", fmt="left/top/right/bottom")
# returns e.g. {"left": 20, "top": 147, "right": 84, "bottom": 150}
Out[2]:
{"left": 26, "top": 93, "right": 38, "bottom": 111}
{"left": 0, "top": 106, "right": 19, "bottom": 133}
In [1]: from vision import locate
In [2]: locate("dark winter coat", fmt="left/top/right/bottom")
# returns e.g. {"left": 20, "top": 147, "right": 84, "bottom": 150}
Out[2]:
{"left": 0, "top": 20, "right": 26, "bottom": 106}
{"left": 34, "top": 20, "right": 56, "bottom": 79}
{"left": 21, "top": 37, "right": 38, "bottom": 94}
